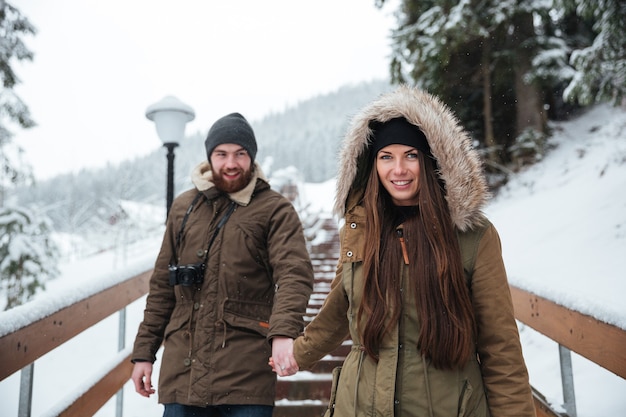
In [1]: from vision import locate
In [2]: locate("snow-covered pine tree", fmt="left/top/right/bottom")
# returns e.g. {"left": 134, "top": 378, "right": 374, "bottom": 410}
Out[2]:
{"left": 0, "top": 0, "right": 37, "bottom": 204}
{"left": 562, "top": 0, "right": 626, "bottom": 105}
{"left": 0, "top": 205, "right": 59, "bottom": 310}
{"left": 385, "top": 0, "right": 552, "bottom": 168}
{"left": 380, "top": 0, "right": 624, "bottom": 177}
{"left": 0, "top": 1, "right": 59, "bottom": 309}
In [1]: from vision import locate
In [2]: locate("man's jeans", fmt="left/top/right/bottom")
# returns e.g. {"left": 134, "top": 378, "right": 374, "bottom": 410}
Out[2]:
{"left": 163, "top": 403, "right": 273, "bottom": 417}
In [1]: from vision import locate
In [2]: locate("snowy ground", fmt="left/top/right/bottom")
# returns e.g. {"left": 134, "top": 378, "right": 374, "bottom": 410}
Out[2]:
{"left": 1, "top": 104, "right": 625, "bottom": 416}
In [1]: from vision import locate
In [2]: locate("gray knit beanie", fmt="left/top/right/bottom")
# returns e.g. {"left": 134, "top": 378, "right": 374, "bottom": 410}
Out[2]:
{"left": 204, "top": 112, "right": 258, "bottom": 162}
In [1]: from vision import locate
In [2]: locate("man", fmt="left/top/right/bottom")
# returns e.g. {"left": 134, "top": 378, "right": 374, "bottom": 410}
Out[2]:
{"left": 131, "top": 112, "right": 314, "bottom": 417}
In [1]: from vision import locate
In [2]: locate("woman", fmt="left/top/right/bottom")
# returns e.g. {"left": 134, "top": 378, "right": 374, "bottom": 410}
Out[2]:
{"left": 289, "top": 85, "right": 535, "bottom": 416}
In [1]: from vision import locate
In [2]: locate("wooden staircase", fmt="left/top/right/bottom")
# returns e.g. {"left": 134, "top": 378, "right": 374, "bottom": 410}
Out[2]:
{"left": 273, "top": 215, "right": 344, "bottom": 417}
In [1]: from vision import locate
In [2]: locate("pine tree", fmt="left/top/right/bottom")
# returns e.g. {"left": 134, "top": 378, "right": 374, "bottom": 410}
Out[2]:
{"left": 0, "top": 0, "right": 37, "bottom": 204}
{"left": 562, "top": 0, "right": 626, "bottom": 105}
{"left": 0, "top": 205, "right": 59, "bottom": 310}
{"left": 385, "top": 0, "right": 553, "bottom": 170}
{"left": 0, "top": 1, "right": 59, "bottom": 309}
{"left": 378, "top": 0, "right": 626, "bottom": 184}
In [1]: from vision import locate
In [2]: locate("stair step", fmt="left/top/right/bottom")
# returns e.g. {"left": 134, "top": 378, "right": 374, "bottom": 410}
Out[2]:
{"left": 273, "top": 402, "right": 327, "bottom": 417}
{"left": 275, "top": 372, "right": 333, "bottom": 401}
{"left": 309, "top": 358, "right": 344, "bottom": 373}
{"left": 331, "top": 341, "right": 352, "bottom": 357}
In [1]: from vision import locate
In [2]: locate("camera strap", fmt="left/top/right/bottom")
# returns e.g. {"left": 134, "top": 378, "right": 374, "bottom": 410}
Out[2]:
{"left": 174, "top": 192, "right": 237, "bottom": 264}
{"left": 202, "top": 201, "right": 237, "bottom": 264}
{"left": 175, "top": 192, "right": 205, "bottom": 254}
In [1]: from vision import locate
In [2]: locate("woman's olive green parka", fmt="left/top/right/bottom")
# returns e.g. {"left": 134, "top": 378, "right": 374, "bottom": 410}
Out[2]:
{"left": 293, "top": 85, "right": 536, "bottom": 417}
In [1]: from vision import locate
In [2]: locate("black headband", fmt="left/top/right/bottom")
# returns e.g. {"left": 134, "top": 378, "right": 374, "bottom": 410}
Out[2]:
{"left": 371, "top": 117, "right": 431, "bottom": 155}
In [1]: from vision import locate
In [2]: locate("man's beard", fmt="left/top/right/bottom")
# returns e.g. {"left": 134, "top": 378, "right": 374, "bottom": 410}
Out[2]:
{"left": 213, "top": 165, "right": 254, "bottom": 193}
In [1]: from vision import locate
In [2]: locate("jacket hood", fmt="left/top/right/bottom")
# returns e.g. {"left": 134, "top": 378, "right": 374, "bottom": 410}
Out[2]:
{"left": 335, "top": 85, "right": 490, "bottom": 231}
{"left": 191, "top": 160, "right": 268, "bottom": 206}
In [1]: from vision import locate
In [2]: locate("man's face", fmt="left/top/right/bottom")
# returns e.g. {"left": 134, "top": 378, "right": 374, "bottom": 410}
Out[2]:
{"left": 210, "top": 143, "right": 253, "bottom": 193}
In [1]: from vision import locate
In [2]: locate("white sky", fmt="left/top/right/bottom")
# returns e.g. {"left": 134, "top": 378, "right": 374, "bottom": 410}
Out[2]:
{"left": 13, "top": 0, "right": 398, "bottom": 180}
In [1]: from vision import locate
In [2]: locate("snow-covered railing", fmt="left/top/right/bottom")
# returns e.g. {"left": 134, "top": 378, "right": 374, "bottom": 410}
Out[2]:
{"left": 510, "top": 285, "right": 626, "bottom": 379}
{"left": 0, "top": 270, "right": 150, "bottom": 416}
{"left": 510, "top": 285, "right": 626, "bottom": 417}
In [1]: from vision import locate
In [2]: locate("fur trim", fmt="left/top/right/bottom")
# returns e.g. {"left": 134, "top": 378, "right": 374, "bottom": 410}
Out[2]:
{"left": 334, "top": 85, "right": 490, "bottom": 231}
{"left": 191, "top": 161, "right": 267, "bottom": 207}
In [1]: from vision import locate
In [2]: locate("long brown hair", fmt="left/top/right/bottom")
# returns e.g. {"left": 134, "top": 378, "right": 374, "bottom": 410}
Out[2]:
{"left": 357, "top": 151, "right": 477, "bottom": 370}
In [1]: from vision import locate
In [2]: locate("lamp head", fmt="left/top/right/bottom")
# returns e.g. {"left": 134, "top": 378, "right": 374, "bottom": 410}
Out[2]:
{"left": 146, "top": 96, "right": 195, "bottom": 144}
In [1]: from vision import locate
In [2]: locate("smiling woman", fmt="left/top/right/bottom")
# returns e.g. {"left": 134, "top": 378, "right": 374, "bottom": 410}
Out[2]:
{"left": 13, "top": 0, "right": 398, "bottom": 180}
{"left": 291, "top": 85, "right": 536, "bottom": 417}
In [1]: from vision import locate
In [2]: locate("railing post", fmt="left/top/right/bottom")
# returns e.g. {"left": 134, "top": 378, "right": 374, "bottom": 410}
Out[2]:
{"left": 116, "top": 307, "right": 127, "bottom": 417}
{"left": 559, "top": 344, "right": 577, "bottom": 417}
{"left": 18, "top": 363, "right": 34, "bottom": 417}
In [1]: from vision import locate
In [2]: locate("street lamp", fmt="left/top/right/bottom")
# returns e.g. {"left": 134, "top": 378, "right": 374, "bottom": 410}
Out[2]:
{"left": 146, "top": 96, "right": 195, "bottom": 219}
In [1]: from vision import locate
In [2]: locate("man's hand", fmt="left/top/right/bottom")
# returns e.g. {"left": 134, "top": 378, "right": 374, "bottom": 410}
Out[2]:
{"left": 131, "top": 361, "right": 156, "bottom": 397}
{"left": 269, "top": 337, "right": 299, "bottom": 376}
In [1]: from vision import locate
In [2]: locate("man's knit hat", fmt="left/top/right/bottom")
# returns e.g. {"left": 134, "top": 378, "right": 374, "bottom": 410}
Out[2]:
{"left": 205, "top": 112, "right": 258, "bottom": 162}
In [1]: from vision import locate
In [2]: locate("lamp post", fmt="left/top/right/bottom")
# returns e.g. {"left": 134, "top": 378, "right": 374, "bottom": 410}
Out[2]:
{"left": 146, "top": 96, "right": 195, "bottom": 219}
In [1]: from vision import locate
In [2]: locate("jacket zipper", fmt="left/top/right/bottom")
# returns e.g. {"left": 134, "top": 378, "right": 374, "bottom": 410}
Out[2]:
{"left": 396, "top": 229, "right": 409, "bottom": 265}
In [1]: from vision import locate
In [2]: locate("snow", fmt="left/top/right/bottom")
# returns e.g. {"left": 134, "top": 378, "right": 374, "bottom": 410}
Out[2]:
{"left": 486, "top": 104, "right": 626, "bottom": 330}
{"left": 1, "top": 104, "right": 625, "bottom": 415}
{"left": 0, "top": 238, "right": 158, "bottom": 337}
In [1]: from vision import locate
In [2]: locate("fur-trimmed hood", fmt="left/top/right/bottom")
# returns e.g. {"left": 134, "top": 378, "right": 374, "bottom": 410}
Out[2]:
{"left": 335, "top": 85, "right": 490, "bottom": 231}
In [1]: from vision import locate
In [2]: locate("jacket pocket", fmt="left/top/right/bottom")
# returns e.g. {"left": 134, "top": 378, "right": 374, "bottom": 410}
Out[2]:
{"left": 458, "top": 378, "right": 489, "bottom": 417}
{"left": 324, "top": 366, "right": 342, "bottom": 417}
{"left": 222, "top": 299, "right": 273, "bottom": 337}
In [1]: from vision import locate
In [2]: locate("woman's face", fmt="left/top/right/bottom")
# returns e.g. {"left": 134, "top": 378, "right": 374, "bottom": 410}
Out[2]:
{"left": 376, "top": 144, "right": 421, "bottom": 206}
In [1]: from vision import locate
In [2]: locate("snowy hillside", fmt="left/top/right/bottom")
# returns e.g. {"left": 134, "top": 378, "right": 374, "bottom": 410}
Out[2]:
{"left": 484, "top": 103, "right": 626, "bottom": 415}
{"left": 486, "top": 104, "right": 626, "bottom": 330}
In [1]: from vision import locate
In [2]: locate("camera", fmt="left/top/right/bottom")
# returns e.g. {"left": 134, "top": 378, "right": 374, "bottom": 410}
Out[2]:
{"left": 168, "top": 262, "right": 205, "bottom": 287}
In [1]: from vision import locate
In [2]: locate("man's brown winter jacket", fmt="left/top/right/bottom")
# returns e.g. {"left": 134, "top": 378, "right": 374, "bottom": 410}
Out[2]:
{"left": 132, "top": 162, "right": 314, "bottom": 406}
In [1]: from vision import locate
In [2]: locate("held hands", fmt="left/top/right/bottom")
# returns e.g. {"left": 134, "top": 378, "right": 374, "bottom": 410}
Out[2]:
{"left": 131, "top": 362, "right": 156, "bottom": 397}
{"left": 269, "top": 336, "right": 299, "bottom": 376}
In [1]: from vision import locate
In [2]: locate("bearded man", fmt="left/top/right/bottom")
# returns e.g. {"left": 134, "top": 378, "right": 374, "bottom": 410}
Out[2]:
{"left": 131, "top": 112, "right": 314, "bottom": 417}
